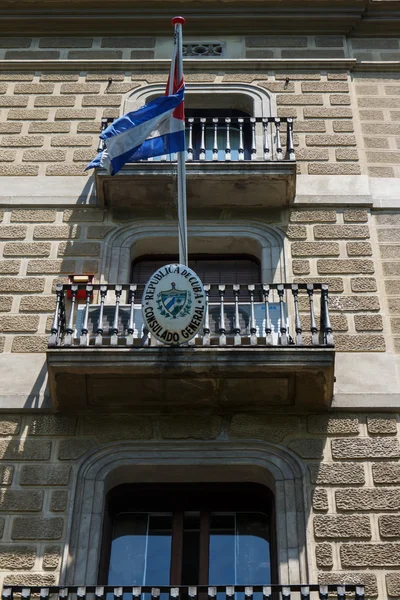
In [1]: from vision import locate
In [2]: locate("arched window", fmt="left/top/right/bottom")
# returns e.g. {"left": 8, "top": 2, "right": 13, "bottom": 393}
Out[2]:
{"left": 99, "top": 483, "right": 276, "bottom": 588}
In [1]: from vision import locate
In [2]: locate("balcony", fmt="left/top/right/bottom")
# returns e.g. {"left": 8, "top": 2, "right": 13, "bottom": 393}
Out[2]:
{"left": 95, "top": 116, "right": 296, "bottom": 211}
{"left": 2, "top": 584, "right": 365, "bottom": 600}
{"left": 46, "top": 282, "right": 334, "bottom": 413}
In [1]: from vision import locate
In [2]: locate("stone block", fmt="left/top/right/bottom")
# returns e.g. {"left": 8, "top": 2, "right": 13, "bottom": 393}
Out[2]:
{"left": 0, "top": 149, "right": 16, "bottom": 161}
{"left": 4, "top": 243, "right": 51, "bottom": 257}
{"left": 28, "top": 415, "right": 77, "bottom": 436}
{"left": 51, "top": 135, "right": 93, "bottom": 148}
{"left": 46, "top": 164, "right": 88, "bottom": 176}
{"left": 376, "top": 214, "right": 400, "bottom": 226}
{"left": 290, "top": 210, "right": 336, "bottom": 223}
{"left": 0, "top": 545, "right": 36, "bottom": 569}
{"left": 387, "top": 573, "right": 400, "bottom": 597}
{"left": 7, "top": 109, "right": 49, "bottom": 121}
{"left": 359, "top": 109, "right": 384, "bottom": 120}
{"left": 333, "top": 121, "right": 354, "bottom": 132}
{"left": 63, "top": 208, "right": 104, "bottom": 222}
{"left": 57, "top": 242, "right": 100, "bottom": 257}
{"left": 307, "top": 134, "right": 356, "bottom": 147}
{"left": 356, "top": 84, "right": 379, "bottom": 95}
{"left": 312, "top": 488, "right": 328, "bottom": 511}
{"left": 303, "top": 107, "right": 352, "bottom": 118}
{"left": 82, "top": 260, "right": 99, "bottom": 274}
{"left": 330, "top": 95, "right": 351, "bottom": 105}
{"left": 42, "top": 545, "right": 60, "bottom": 570}
{"left": 0, "top": 438, "right": 52, "bottom": 460}
{"left": 0, "top": 278, "right": 45, "bottom": 293}
{"left": 275, "top": 73, "right": 321, "bottom": 80}
{"left": 287, "top": 439, "right": 325, "bottom": 458}
{"left": 291, "top": 242, "right": 340, "bottom": 256}
{"left": 282, "top": 50, "right": 345, "bottom": 58}
{"left": 55, "top": 109, "right": 96, "bottom": 120}
{"left": 19, "top": 296, "right": 56, "bottom": 313}
{"left": 309, "top": 463, "right": 365, "bottom": 485}
{"left": 87, "top": 73, "right": 125, "bottom": 81}
{"left": 230, "top": 415, "right": 299, "bottom": 442}
{"left": 58, "top": 439, "right": 96, "bottom": 460}
{"left": 0, "top": 37, "right": 32, "bottom": 47}
{"left": 0, "top": 165, "right": 39, "bottom": 176}
{"left": 278, "top": 94, "right": 323, "bottom": 105}
{"left": 388, "top": 298, "right": 400, "bottom": 314}
{"left": 20, "top": 465, "right": 70, "bottom": 486}
{"left": 314, "top": 515, "right": 371, "bottom": 539}
{"left": 387, "top": 281, "right": 400, "bottom": 295}
{"left": 391, "top": 317, "right": 400, "bottom": 334}
{"left": 0, "top": 225, "right": 27, "bottom": 239}
{"left": 333, "top": 438, "right": 399, "bottom": 459}
{"left": 159, "top": 416, "right": 221, "bottom": 440}
{"left": 82, "top": 415, "right": 152, "bottom": 441}
{"left": 11, "top": 209, "right": 56, "bottom": 222}
{"left": 314, "top": 225, "right": 369, "bottom": 239}
{"left": 0, "top": 315, "right": 39, "bottom": 332}
{"left": 87, "top": 225, "right": 115, "bottom": 239}
{"left": 73, "top": 148, "right": 97, "bottom": 162}
{"left": 14, "top": 83, "right": 54, "bottom": 95}
{"left": 50, "top": 490, "right": 68, "bottom": 512}
{"left": 12, "top": 336, "right": 48, "bottom": 353}
{"left": 337, "top": 488, "right": 400, "bottom": 511}
{"left": 315, "top": 544, "right": 333, "bottom": 568}
{"left": 102, "top": 36, "right": 156, "bottom": 47}
{"left": 318, "top": 573, "right": 377, "bottom": 598}
{"left": 364, "top": 137, "right": 389, "bottom": 149}
{"left": 294, "top": 277, "right": 344, "bottom": 292}
{"left": 33, "top": 225, "right": 80, "bottom": 239}
{"left": 329, "top": 295, "right": 380, "bottom": 311}
{"left": 29, "top": 122, "right": 70, "bottom": 133}
{"left": 383, "top": 263, "right": 400, "bottom": 276}
{"left": 34, "top": 96, "right": 75, "bottom": 108}
{"left": 354, "top": 315, "right": 383, "bottom": 331}
{"left": 0, "top": 297, "right": 12, "bottom": 312}
{"left": 308, "top": 415, "right": 359, "bottom": 434}
{"left": 12, "top": 517, "right": 63, "bottom": 540}
{"left": 379, "top": 515, "right": 400, "bottom": 538}
{"left": 27, "top": 260, "right": 75, "bottom": 275}
{"left": 378, "top": 229, "right": 400, "bottom": 242}
{"left": 283, "top": 225, "right": 307, "bottom": 239}
{"left": 308, "top": 164, "right": 361, "bottom": 175}
{"left": 336, "top": 148, "right": 359, "bottom": 161}
{"left": 130, "top": 50, "right": 154, "bottom": 59}
{"left": 246, "top": 35, "right": 307, "bottom": 47}
{"left": 317, "top": 259, "right": 374, "bottom": 274}
{"left": 302, "top": 82, "right": 349, "bottom": 92}
{"left": 359, "top": 97, "right": 400, "bottom": 108}
{"left": 367, "top": 416, "right": 397, "bottom": 435}
{"left": 0, "top": 418, "right": 20, "bottom": 436}
{"left": 82, "top": 94, "right": 122, "bottom": 106}
{"left": 4, "top": 574, "right": 56, "bottom": 586}
{"left": 0, "top": 518, "right": 5, "bottom": 537}
{"left": 77, "top": 121, "right": 103, "bottom": 133}
{"left": 0, "top": 337, "right": 5, "bottom": 352}
{"left": 23, "top": 149, "right": 66, "bottom": 161}
{"left": 341, "top": 543, "right": 400, "bottom": 567}
{"left": 60, "top": 83, "right": 100, "bottom": 94}
{"left": 0, "top": 489, "right": 43, "bottom": 511}
{"left": 292, "top": 260, "right": 310, "bottom": 274}
{"left": 0, "top": 124, "right": 22, "bottom": 134}
{"left": 347, "top": 243, "right": 372, "bottom": 257}
{"left": 0, "top": 96, "right": 29, "bottom": 107}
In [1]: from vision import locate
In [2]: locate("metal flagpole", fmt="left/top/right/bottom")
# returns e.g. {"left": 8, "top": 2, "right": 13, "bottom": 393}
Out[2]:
{"left": 172, "top": 16, "right": 188, "bottom": 267}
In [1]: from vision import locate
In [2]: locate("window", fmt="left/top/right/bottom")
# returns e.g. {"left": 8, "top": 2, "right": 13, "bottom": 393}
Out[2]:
{"left": 100, "top": 483, "right": 276, "bottom": 587}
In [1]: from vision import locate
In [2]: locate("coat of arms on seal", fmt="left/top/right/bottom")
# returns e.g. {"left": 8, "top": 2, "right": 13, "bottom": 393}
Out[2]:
{"left": 156, "top": 282, "right": 192, "bottom": 319}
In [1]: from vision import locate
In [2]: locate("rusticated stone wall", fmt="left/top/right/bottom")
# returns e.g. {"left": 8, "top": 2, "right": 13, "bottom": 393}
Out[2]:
{"left": 0, "top": 414, "right": 397, "bottom": 598}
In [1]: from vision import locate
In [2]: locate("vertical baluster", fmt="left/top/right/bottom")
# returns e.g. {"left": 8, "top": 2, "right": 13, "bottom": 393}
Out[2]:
{"left": 187, "top": 117, "right": 194, "bottom": 161}
{"left": 336, "top": 586, "right": 346, "bottom": 600}
{"left": 188, "top": 587, "right": 197, "bottom": 600}
{"left": 225, "top": 117, "right": 231, "bottom": 161}
{"left": 95, "top": 285, "right": 107, "bottom": 347}
{"left": 263, "top": 118, "right": 270, "bottom": 160}
{"left": 278, "top": 284, "right": 288, "bottom": 345}
{"left": 238, "top": 118, "right": 244, "bottom": 160}
{"left": 132, "top": 587, "right": 141, "bottom": 600}
{"left": 49, "top": 283, "right": 64, "bottom": 347}
{"left": 212, "top": 118, "right": 219, "bottom": 161}
{"left": 95, "top": 587, "right": 105, "bottom": 600}
{"left": 275, "top": 118, "right": 282, "bottom": 160}
{"left": 282, "top": 588, "right": 291, "bottom": 600}
{"left": 226, "top": 587, "right": 234, "bottom": 600}
{"left": 292, "top": 284, "right": 302, "bottom": 346}
{"left": 203, "top": 284, "right": 211, "bottom": 345}
{"left": 40, "top": 590, "right": 49, "bottom": 600}
{"left": 110, "top": 284, "right": 122, "bottom": 347}
{"left": 2, "top": 588, "right": 11, "bottom": 600}
{"left": 300, "top": 586, "right": 310, "bottom": 600}
{"left": 208, "top": 588, "right": 217, "bottom": 600}
{"left": 262, "top": 587, "right": 272, "bottom": 600}
{"left": 59, "top": 588, "right": 68, "bottom": 600}
{"left": 77, "top": 587, "right": 87, "bottom": 600}
{"left": 126, "top": 284, "right": 137, "bottom": 346}
{"left": 233, "top": 284, "right": 241, "bottom": 346}
{"left": 219, "top": 284, "right": 226, "bottom": 345}
{"left": 113, "top": 588, "right": 123, "bottom": 600}
{"left": 22, "top": 590, "right": 31, "bottom": 600}
{"left": 250, "top": 116, "right": 257, "bottom": 160}
{"left": 263, "top": 284, "right": 273, "bottom": 346}
{"left": 200, "top": 117, "right": 206, "bottom": 161}
{"left": 286, "top": 117, "right": 295, "bottom": 160}
{"left": 321, "top": 284, "right": 333, "bottom": 345}
{"left": 64, "top": 284, "right": 77, "bottom": 347}
{"left": 248, "top": 284, "right": 257, "bottom": 346}
{"left": 170, "top": 587, "right": 179, "bottom": 600}
{"left": 307, "top": 283, "right": 318, "bottom": 345}
{"left": 80, "top": 284, "right": 93, "bottom": 346}
{"left": 355, "top": 586, "right": 364, "bottom": 600}
{"left": 318, "top": 586, "right": 328, "bottom": 600}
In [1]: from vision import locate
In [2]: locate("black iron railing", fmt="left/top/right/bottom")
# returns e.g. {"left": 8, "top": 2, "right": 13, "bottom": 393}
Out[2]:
{"left": 48, "top": 283, "right": 333, "bottom": 349}
{"left": 2, "top": 584, "right": 365, "bottom": 600}
{"left": 98, "top": 116, "right": 295, "bottom": 162}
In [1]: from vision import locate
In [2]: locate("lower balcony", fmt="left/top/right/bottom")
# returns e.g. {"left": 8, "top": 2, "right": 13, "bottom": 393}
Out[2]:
{"left": 95, "top": 116, "right": 296, "bottom": 210}
{"left": 46, "top": 282, "right": 334, "bottom": 413}
{"left": 2, "top": 584, "right": 365, "bottom": 600}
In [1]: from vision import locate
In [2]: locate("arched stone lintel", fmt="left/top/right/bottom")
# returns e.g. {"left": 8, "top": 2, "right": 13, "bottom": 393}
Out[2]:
{"left": 62, "top": 440, "right": 309, "bottom": 588}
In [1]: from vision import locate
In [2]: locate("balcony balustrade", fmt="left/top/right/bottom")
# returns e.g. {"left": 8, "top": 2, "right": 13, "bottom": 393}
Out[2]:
{"left": 46, "top": 282, "right": 335, "bottom": 413}
{"left": 2, "top": 584, "right": 365, "bottom": 600}
{"left": 95, "top": 115, "right": 296, "bottom": 210}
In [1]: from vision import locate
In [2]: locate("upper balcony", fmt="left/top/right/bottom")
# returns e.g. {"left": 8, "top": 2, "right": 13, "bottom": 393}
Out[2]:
{"left": 46, "top": 282, "right": 334, "bottom": 414}
{"left": 95, "top": 115, "right": 296, "bottom": 211}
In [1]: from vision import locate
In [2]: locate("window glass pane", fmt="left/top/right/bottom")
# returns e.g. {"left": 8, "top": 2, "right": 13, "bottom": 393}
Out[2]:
{"left": 108, "top": 513, "right": 172, "bottom": 586}
{"left": 181, "top": 512, "right": 201, "bottom": 585}
{"left": 209, "top": 514, "right": 236, "bottom": 584}
{"left": 236, "top": 513, "right": 270, "bottom": 585}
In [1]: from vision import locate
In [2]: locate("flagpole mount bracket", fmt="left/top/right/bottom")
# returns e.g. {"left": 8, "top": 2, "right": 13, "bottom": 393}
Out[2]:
{"left": 172, "top": 16, "right": 186, "bottom": 26}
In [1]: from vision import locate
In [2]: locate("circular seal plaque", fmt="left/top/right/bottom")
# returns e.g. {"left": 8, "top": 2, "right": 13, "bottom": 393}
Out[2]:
{"left": 142, "top": 264, "right": 206, "bottom": 345}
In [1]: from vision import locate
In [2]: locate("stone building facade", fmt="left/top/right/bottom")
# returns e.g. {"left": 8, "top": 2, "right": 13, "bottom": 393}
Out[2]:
{"left": 1, "top": 1, "right": 400, "bottom": 599}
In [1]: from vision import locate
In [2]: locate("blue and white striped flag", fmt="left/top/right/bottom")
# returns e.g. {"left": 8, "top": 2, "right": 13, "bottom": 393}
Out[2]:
{"left": 86, "top": 83, "right": 185, "bottom": 176}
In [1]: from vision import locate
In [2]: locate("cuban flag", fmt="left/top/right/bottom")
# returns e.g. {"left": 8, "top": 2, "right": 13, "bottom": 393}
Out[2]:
{"left": 86, "top": 52, "right": 185, "bottom": 176}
